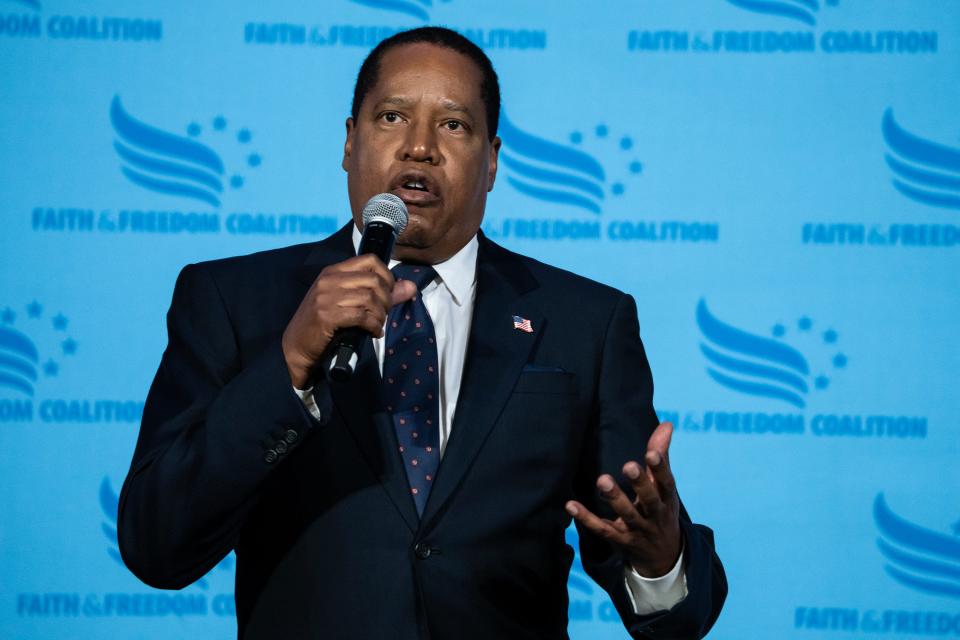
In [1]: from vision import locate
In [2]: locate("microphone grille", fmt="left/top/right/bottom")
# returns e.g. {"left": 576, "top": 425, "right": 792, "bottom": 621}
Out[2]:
{"left": 362, "top": 193, "right": 408, "bottom": 234}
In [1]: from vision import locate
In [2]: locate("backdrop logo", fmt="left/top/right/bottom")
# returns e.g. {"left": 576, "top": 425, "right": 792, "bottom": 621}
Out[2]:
{"left": 0, "top": 3, "right": 162, "bottom": 41}
{"left": 664, "top": 299, "right": 924, "bottom": 438}
{"left": 696, "top": 299, "right": 846, "bottom": 409}
{"left": 31, "top": 96, "right": 335, "bottom": 237}
{"left": 348, "top": 0, "right": 452, "bottom": 21}
{"left": 0, "top": 302, "right": 144, "bottom": 424}
{"left": 485, "top": 114, "right": 717, "bottom": 243}
{"left": 499, "top": 112, "right": 643, "bottom": 215}
{"left": 726, "top": 0, "right": 836, "bottom": 26}
{"left": 246, "top": 2, "right": 543, "bottom": 51}
{"left": 100, "top": 477, "right": 234, "bottom": 589}
{"left": 629, "top": 1, "right": 936, "bottom": 55}
{"left": 874, "top": 493, "right": 960, "bottom": 599}
{"left": 882, "top": 108, "right": 960, "bottom": 211}
{"left": 110, "top": 96, "right": 262, "bottom": 209}
{"left": 0, "top": 301, "right": 75, "bottom": 398}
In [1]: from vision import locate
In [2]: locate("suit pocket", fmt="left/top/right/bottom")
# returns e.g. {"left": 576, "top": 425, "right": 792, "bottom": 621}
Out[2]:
{"left": 512, "top": 369, "right": 577, "bottom": 395}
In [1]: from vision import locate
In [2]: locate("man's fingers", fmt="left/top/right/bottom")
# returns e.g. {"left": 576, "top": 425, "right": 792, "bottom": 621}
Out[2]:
{"left": 347, "top": 255, "right": 396, "bottom": 295}
{"left": 320, "top": 305, "right": 384, "bottom": 337}
{"left": 325, "top": 253, "right": 392, "bottom": 276}
{"left": 596, "top": 475, "right": 645, "bottom": 530}
{"left": 285, "top": 254, "right": 399, "bottom": 381}
{"left": 328, "top": 270, "right": 393, "bottom": 298}
{"left": 622, "top": 461, "right": 661, "bottom": 515}
{"left": 645, "top": 449, "right": 677, "bottom": 503}
{"left": 391, "top": 279, "right": 418, "bottom": 305}
{"left": 321, "top": 258, "right": 394, "bottom": 296}
{"left": 647, "top": 421, "right": 673, "bottom": 459}
{"left": 330, "top": 287, "right": 390, "bottom": 315}
{"left": 565, "top": 501, "right": 628, "bottom": 545}
{"left": 312, "top": 271, "right": 394, "bottom": 325}
{"left": 645, "top": 422, "right": 677, "bottom": 501}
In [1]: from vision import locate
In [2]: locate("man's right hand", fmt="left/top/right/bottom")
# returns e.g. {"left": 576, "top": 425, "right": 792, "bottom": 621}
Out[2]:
{"left": 282, "top": 254, "right": 417, "bottom": 388}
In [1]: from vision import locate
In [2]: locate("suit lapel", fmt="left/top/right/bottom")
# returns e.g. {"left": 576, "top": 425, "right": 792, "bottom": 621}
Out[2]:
{"left": 420, "top": 234, "right": 542, "bottom": 529}
{"left": 297, "top": 223, "right": 420, "bottom": 533}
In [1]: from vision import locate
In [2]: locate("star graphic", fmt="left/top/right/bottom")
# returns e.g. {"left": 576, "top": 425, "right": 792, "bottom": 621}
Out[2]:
{"left": 798, "top": 316, "right": 813, "bottom": 331}
{"left": 772, "top": 323, "right": 786, "bottom": 338}
{"left": 52, "top": 313, "right": 68, "bottom": 331}
{"left": 814, "top": 375, "right": 829, "bottom": 390}
{"left": 833, "top": 353, "right": 848, "bottom": 368}
{"left": 43, "top": 359, "right": 59, "bottom": 376}
{"left": 62, "top": 337, "right": 78, "bottom": 355}
{"left": 1, "top": 307, "right": 14, "bottom": 324}
{"left": 27, "top": 300, "right": 42, "bottom": 318}
{"left": 823, "top": 329, "right": 838, "bottom": 344}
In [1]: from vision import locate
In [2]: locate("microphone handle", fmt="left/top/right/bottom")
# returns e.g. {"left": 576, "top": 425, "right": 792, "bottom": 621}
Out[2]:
{"left": 327, "top": 221, "right": 397, "bottom": 382}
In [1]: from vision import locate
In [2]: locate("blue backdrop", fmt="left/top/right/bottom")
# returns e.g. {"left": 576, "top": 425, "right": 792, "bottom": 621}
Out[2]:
{"left": 2, "top": 1, "right": 959, "bottom": 638}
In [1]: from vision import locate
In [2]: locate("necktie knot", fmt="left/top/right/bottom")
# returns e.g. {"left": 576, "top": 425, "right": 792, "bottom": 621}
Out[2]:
{"left": 392, "top": 263, "right": 437, "bottom": 292}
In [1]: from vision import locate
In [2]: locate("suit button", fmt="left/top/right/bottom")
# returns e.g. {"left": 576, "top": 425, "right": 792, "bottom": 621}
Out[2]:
{"left": 264, "top": 449, "right": 278, "bottom": 464}
{"left": 284, "top": 429, "right": 299, "bottom": 444}
{"left": 414, "top": 543, "right": 432, "bottom": 559}
{"left": 275, "top": 441, "right": 288, "bottom": 454}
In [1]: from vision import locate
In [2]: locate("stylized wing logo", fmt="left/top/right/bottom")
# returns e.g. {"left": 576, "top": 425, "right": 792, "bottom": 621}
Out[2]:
{"left": 882, "top": 109, "right": 960, "bottom": 210}
{"left": 110, "top": 96, "right": 225, "bottom": 208}
{"left": 874, "top": 493, "right": 960, "bottom": 599}
{"left": 726, "top": 0, "right": 819, "bottom": 26}
{"left": 348, "top": 0, "right": 431, "bottom": 21}
{"left": 0, "top": 326, "right": 39, "bottom": 397}
{"left": 697, "top": 299, "right": 810, "bottom": 408}
{"left": 499, "top": 112, "right": 607, "bottom": 215}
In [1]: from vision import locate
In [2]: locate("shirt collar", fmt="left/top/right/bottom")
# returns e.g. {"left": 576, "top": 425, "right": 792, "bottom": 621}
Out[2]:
{"left": 351, "top": 223, "right": 478, "bottom": 307}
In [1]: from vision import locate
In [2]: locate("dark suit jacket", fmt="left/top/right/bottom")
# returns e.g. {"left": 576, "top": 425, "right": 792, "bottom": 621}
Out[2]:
{"left": 118, "top": 223, "right": 726, "bottom": 639}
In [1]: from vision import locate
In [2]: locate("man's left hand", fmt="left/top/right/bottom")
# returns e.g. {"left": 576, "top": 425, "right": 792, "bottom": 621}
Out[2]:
{"left": 565, "top": 421, "right": 682, "bottom": 578}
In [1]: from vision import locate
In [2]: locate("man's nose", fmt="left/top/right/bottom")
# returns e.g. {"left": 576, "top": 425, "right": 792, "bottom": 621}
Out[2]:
{"left": 400, "top": 119, "right": 439, "bottom": 164}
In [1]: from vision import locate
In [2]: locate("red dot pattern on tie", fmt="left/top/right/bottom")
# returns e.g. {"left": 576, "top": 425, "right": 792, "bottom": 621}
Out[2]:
{"left": 383, "top": 263, "right": 440, "bottom": 517}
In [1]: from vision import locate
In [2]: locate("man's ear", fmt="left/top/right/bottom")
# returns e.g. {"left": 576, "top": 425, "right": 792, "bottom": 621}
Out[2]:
{"left": 342, "top": 117, "right": 355, "bottom": 172}
{"left": 487, "top": 135, "right": 501, "bottom": 192}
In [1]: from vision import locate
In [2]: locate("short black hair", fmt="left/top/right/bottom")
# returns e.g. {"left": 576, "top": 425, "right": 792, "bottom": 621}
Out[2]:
{"left": 350, "top": 26, "right": 501, "bottom": 141}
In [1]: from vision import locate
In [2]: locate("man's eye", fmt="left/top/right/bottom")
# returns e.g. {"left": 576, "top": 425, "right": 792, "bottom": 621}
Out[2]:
{"left": 382, "top": 112, "right": 401, "bottom": 123}
{"left": 444, "top": 121, "right": 463, "bottom": 131}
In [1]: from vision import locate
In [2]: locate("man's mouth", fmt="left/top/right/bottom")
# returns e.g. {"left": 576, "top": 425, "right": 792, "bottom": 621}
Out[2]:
{"left": 403, "top": 179, "right": 427, "bottom": 191}
{"left": 391, "top": 171, "right": 441, "bottom": 207}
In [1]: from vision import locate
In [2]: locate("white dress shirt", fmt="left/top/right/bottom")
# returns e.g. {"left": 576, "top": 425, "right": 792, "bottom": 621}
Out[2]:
{"left": 294, "top": 225, "right": 687, "bottom": 615}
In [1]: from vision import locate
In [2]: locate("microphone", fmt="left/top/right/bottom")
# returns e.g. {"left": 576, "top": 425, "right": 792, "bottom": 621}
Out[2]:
{"left": 326, "top": 193, "right": 409, "bottom": 382}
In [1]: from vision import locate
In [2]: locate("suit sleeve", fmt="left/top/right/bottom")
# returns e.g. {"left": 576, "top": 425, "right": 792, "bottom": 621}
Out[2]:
{"left": 117, "top": 263, "right": 326, "bottom": 589}
{"left": 574, "top": 292, "right": 727, "bottom": 639}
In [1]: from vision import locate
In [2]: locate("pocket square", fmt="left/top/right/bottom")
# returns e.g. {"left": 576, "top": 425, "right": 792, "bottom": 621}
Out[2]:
{"left": 521, "top": 364, "right": 566, "bottom": 373}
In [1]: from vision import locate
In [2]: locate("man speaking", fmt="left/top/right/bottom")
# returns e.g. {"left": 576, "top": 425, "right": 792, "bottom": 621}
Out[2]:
{"left": 118, "top": 26, "right": 726, "bottom": 639}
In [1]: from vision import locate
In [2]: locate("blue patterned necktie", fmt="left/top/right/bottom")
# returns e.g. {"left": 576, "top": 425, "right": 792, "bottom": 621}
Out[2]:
{"left": 383, "top": 263, "right": 440, "bottom": 516}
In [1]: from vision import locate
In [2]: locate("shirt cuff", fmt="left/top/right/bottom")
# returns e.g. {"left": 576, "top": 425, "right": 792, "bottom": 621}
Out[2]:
{"left": 292, "top": 385, "right": 322, "bottom": 422}
{"left": 622, "top": 545, "right": 688, "bottom": 615}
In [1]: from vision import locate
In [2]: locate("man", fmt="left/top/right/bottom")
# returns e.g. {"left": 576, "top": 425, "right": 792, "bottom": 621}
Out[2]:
{"left": 118, "top": 27, "right": 726, "bottom": 639}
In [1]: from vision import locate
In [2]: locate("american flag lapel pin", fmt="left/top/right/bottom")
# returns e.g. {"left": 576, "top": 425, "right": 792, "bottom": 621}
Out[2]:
{"left": 512, "top": 315, "right": 534, "bottom": 333}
